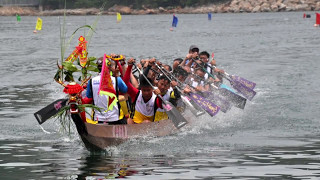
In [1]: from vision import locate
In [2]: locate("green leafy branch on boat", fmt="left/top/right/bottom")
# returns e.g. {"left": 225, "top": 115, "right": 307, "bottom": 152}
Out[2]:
{"left": 53, "top": 103, "right": 103, "bottom": 135}
{"left": 52, "top": 1, "right": 106, "bottom": 135}
{"left": 55, "top": 1, "right": 105, "bottom": 84}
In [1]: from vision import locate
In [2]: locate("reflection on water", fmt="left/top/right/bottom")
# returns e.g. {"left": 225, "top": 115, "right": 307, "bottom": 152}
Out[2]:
{"left": 0, "top": 84, "right": 52, "bottom": 118}
{"left": 1, "top": 137, "right": 320, "bottom": 179}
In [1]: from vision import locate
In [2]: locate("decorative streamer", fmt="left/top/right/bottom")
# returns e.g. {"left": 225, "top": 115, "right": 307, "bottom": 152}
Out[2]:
{"left": 78, "top": 36, "right": 88, "bottom": 67}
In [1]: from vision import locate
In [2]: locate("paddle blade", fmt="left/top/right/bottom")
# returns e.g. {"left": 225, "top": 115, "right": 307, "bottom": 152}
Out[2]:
{"left": 218, "top": 88, "right": 246, "bottom": 109}
{"left": 204, "top": 91, "right": 231, "bottom": 113}
{"left": 163, "top": 101, "right": 188, "bottom": 129}
{"left": 231, "top": 80, "right": 256, "bottom": 101}
{"left": 34, "top": 99, "right": 68, "bottom": 124}
{"left": 181, "top": 95, "right": 205, "bottom": 117}
{"left": 230, "top": 75, "right": 256, "bottom": 90}
{"left": 189, "top": 93, "right": 220, "bottom": 117}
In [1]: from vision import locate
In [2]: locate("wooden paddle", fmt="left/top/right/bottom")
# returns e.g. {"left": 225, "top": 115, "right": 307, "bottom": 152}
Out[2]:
{"left": 201, "top": 62, "right": 256, "bottom": 101}
{"left": 192, "top": 60, "right": 247, "bottom": 109}
{"left": 134, "top": 64, "right": 187, "bottom": 129}
{"left": 202, "top": 55, "right": 256, "bottom": 101}
{"left": 34, "top": 98, "right": 68, "bottom": 124}
{"left": 154, "top": 63, "right": 205, "bottom": 117}
{"left": 208, "top": 83, "right": 246, "bottom": 110}
{"left": 158, "top": 65, "right": 222, "bottom": 115}
{"left": 211, "top": 53, "right": 256, "bottom": 90}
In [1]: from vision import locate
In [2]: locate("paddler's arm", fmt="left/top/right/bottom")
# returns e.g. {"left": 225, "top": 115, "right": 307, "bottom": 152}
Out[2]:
{"left": 143, "top": 62, "right": 151, "bottom": 77}
{"left": 130, "top": 73, "right": 139, "bottom": 89}
{"left": 203, "top": 83, "right": 210, "bottom": 92}
{"left": 142, "top": 58, "right": 155, "bottom": 79}
{"left": 123, "top": 58, "right": 139, "bottom": 101}
{"left": 154, "top": 88, "right": 163, "bottom": 109}
{"left": 170, "top": 81, "right": 181, "bottom": 99}
{"left": 171, "top": 87, "right": 181, "bottom": 99}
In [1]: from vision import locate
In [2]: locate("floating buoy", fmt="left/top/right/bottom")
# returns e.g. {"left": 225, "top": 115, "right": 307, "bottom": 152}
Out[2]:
{"left": 315, "top": 13, "right": 320, "bottom": 27}
{"left": 303, "top": 13, "right": 311, "bottom": 18}
{"left": 170, "top": 14, "right": 178, "bottom": 31}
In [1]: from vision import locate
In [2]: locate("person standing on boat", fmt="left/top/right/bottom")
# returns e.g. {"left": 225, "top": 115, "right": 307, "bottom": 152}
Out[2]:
{"left": 122, "top": 58, "right": 163, "bottom": 124}
{"left": 83, "top": 58, "right": 128, "bottom": 124}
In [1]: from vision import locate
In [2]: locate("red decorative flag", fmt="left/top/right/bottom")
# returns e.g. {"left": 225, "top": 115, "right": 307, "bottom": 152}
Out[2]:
{"left": 65, "top": 47, "right": 81, "bottom": 62}
{"left": 98, "top": 54, "right": 118, "bottom": 111}
{"left": 78, "top": 36, "right": 88, "bottom": 67}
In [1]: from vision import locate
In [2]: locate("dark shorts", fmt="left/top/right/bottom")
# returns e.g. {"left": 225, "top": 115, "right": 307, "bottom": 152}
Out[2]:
{"left": 98, "top": 118, "right": 127, "bottom": 125}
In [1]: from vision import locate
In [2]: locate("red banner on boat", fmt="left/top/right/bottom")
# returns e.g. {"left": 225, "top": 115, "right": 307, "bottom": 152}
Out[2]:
{"left": 98, "top": 54, "right": 118, "bottom": 111}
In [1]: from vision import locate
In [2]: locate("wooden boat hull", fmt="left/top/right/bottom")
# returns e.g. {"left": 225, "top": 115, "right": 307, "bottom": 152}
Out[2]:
{"left": 71, "top": 113, "right": 185, "bottom": 151}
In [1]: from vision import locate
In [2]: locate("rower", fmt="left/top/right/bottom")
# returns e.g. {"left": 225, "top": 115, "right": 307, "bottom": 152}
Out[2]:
{"left": 180, "top": 45, "right": 200, "bottom": 68}
{"left": 187, "top": 68, "right": 210, "bottom": 94}
{"left": 83, "top": 58, "right": 128, "bottom": 124}
{"left": 154, "top": 75, "right": 180, "bottom": 122}
{"left": 122, "top": 58, "right": 163, "bottom": 124}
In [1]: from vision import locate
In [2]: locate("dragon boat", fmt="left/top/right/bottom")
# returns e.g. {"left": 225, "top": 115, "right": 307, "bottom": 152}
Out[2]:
{"left": 34, "top": 33, "right": 256, "bottom": 152}
{"left": 35, "top": 91, "right": 193, "bottom": 152}
{"left": 70, "top": 113, "right": 190, "bottom": 151}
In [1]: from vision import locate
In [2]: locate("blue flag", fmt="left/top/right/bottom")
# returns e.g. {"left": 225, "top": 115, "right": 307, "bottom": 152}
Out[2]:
{"left": 172, "top": 15, "right": 178, "bottom": 27}
{"left": 208, "top": 13, "right": 212, "bottom": 20}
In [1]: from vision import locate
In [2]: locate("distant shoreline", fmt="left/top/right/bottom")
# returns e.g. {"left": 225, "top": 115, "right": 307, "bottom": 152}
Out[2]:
{"left": 1, "top": 1, "right": 319, "bottom": 16}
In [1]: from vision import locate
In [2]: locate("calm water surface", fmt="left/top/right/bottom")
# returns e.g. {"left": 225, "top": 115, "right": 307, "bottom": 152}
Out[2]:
{"left": 1, "top": 12, "right": 320, "bottom": 179}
